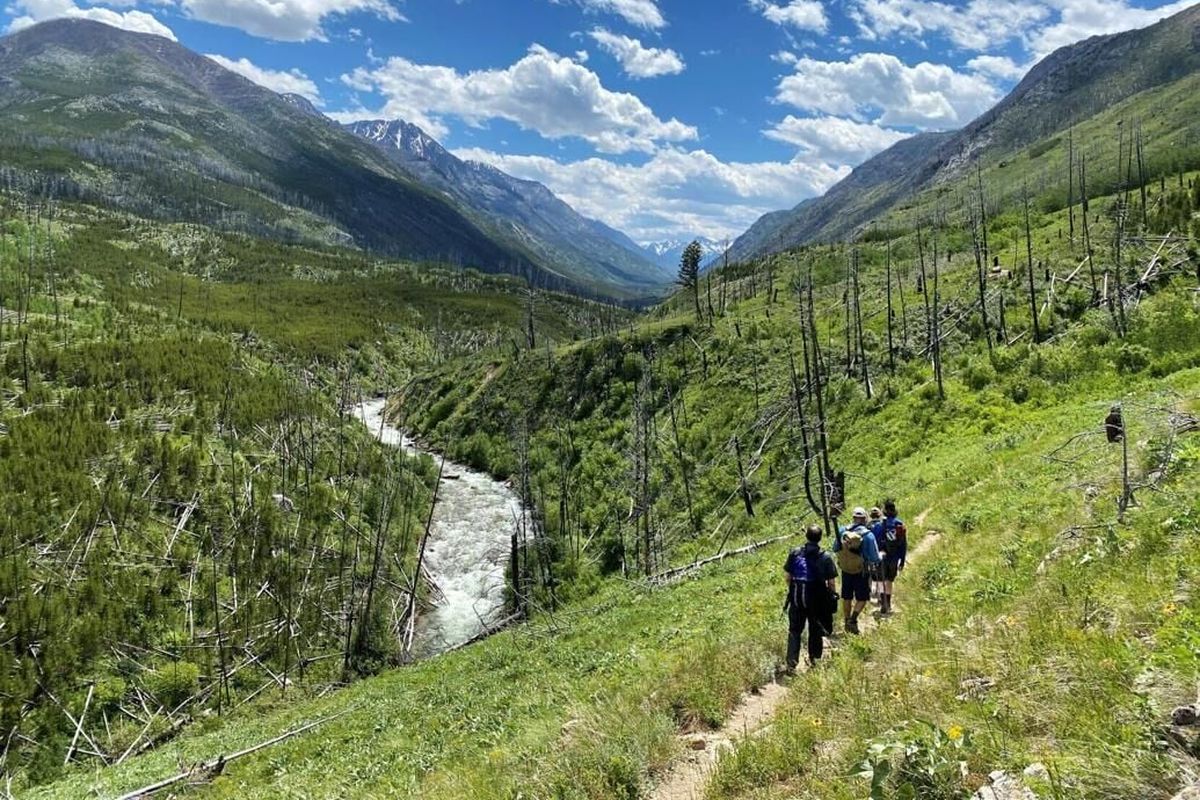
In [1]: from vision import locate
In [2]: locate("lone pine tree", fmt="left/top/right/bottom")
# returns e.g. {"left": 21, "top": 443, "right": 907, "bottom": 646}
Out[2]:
{"left": 678, "top": 240, "right": 703, "bottom": 321}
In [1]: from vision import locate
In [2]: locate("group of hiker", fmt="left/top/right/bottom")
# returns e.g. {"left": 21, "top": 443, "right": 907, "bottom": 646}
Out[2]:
{"left": 782, "top": 500, "right": 907, "bottom": 671}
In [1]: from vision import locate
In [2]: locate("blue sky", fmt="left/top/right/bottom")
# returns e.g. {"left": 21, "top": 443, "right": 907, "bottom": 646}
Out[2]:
{"left": 4, "top": 0, "right": 1197, "bottom": 243}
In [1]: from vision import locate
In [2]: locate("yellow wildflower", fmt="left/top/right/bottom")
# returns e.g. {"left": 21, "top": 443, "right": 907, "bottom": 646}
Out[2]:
{"left": 1163, "top": 602, "right": 1179, "bottom": 617}
{"left": 947, "top": 724, "right": 965, "bottom": 741}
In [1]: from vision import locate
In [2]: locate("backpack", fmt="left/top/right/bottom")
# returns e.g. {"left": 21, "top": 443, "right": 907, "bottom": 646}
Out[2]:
{"left": 878, "top": 518, "right": 906, "bottom": 557}
{"left": 883, "top": 519, "right": 907, "bottom": 545}
{"left": 785, "top": 547, "right": 812, "bottom": 583}
{"left": 785, "top": 547, "right": 821, "bottom": 609}
{"left": 838, "top": 527, "right": 866, "bottom": 574}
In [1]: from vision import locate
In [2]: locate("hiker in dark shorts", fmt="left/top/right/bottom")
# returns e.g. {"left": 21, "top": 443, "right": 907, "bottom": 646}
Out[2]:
{"left": 872, "top": 499, "right": 907, "bottom": 615}
{"left": 833, "top": 507, "right": 880, "bottom": 634}
{"left": 783, "top": 524, "right": 838, "bottom": 670}
{"left": 869, "top": 506, "right": 884, "bottom": 602}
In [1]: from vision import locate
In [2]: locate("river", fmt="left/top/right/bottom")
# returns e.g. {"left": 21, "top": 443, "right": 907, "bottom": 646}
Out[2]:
{"left": 356, "top": 398, "right": 520, "bottom": 657}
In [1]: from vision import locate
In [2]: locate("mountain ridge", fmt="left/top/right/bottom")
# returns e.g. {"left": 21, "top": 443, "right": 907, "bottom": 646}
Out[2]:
{"left": 726, "top": 2, "right": 1200, "bottom": 263}
{"left": 0, "top": 18, "right": 666, "bottom": 299}
{"left": 345, "top": 118, "right": 673, "bottom": 292}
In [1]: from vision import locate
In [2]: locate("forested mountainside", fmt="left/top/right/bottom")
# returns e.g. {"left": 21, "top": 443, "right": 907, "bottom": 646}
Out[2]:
{"left": 726, "top": 2, "right": 1200, "bottom": 262}
{"left": 346, "top": 120, "right": 673, "bottom": 295}
{"left": 0, "top": 20, "right": 669, "bottom": 300}
{"left": 27, "top": 114, "right": 1200, "bottom": 797}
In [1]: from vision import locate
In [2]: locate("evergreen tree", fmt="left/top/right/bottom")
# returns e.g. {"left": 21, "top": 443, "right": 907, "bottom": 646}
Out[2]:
{"left": 678, "top": 240, "right": 703, "bottom": 321}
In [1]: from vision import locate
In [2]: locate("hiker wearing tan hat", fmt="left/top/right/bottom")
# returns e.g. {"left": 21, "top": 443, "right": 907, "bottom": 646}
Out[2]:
{"left": 832, "top": 506, "right": 880, "bottom": 634}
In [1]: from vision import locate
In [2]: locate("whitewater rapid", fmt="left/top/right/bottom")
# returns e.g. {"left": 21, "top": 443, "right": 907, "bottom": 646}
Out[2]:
{"left": 357, "top": 398, "right": 520, "bottom": 656}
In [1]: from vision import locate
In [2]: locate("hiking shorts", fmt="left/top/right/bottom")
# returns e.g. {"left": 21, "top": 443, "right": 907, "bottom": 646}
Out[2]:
{"left": 841, "top": 572, "right": 870, "bottom": 602}
{"left": 881, "top": 561, "right": 900, "bottom": 581}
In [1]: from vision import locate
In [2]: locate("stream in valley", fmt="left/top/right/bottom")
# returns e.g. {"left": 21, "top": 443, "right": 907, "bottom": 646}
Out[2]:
{"left": 357, "top": 398, "right": 520, "bottom": 657}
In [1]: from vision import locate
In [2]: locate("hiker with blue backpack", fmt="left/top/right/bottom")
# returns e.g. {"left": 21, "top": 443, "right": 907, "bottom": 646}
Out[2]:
{"left": 872, "top": 499, "right": 907, "bottom": 616}
{"left": 833, "top": 507, "right": 881, "bottom": 634}
{"left": 783, "top": 524, "right": 838, "bottom": 671}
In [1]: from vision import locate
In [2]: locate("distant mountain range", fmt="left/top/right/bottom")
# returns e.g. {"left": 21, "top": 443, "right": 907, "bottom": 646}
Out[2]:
{"left": 726, "top": 2, "right": 1200, "bottom": 263}
{"left": 0, "top": 19, "right": 669, "bottom": 300}
{"left": 345, "top": 119, "right": 673, "bottom": 294}
{"left": 640, "top": 237, "right": 725, "bottom": 271}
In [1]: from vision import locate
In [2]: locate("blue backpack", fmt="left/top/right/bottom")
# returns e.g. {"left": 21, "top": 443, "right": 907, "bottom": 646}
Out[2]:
{"left": 784, "top": 547, "right": 814, "bottom": 609}
{"left": 785, "top": 547, "right": 812, "bottom": 582}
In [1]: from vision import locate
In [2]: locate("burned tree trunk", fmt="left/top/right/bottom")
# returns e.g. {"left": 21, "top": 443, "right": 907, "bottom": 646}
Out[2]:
{"left": 1023, "top": 187, "right": 1042, "bottom": 344}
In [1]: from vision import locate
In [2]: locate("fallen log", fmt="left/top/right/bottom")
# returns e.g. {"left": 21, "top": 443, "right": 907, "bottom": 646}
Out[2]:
{"left": 114, "top": 712, "right": 344, "bottom": 799}
{"left": 651, "top": 532, "right": 794, "bottom": 586}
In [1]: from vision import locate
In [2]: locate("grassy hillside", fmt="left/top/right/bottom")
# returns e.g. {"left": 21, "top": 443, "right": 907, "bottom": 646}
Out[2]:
{"left": 26, "top": 144, "right": 1200, "bottom": 799}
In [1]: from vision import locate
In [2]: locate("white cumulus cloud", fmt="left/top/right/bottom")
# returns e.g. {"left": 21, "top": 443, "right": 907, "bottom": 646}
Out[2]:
{"left": 206, "top": 54, "right": 322, "bottom": 104}
{"left": 966, "top": 54, "right": 1028, "bottom": 81}
{"left": 764, "top": 115, "right": 910, "bottom": 162}
{"left": 1029, "top": 0, "right": 1197, "bottom": 57}
{"left": 451, "top": 146, "right": 848, "bottom": 242}
{"left": 6, "top": 0, "right": 175, "bottom": 39}
{"left": 849, "top": 0, "right": 1195, "bottom": 59}
{"left": 749, "top": 0, "right": 828, "bottom": 32}
{"left": 588, "top": 28, "right": 684, "bottom": 78}
{"left": 181, "top": 0, "right": 403, "bottom": 42}
{"left": 339, "top": 45, "right": 697, "bottom": 153}
{"left": 568, "top": 0, "right": 665, "bottom": 28}
{"left": 850, "top": 0, "right": 1049, "bottom": 51}
{"left": 775, "top": 52, "right": 1001, "bottom": 129}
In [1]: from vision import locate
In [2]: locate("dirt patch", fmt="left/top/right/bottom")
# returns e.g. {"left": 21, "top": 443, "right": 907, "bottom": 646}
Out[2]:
{"left": 651, "top": 682, "right": 789, "bottom": 800}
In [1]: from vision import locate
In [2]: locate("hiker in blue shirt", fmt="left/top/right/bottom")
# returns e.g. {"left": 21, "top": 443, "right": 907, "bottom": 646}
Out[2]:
{"left": 833, "top": 506, "right": 881, "bottom": 634}
{"left": 872, "top": 499, "right": 907, "bottom": 616}
{"left": 783, "top": 524, "right": 838, "bottom": 671}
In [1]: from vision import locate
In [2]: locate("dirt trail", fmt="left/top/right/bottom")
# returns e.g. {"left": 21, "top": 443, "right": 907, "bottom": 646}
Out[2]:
{"left": 648, "top": 509, "right": 942, "bottom": 800}
{"left": 651, "top": 682, "right": 789, "bottom": 800}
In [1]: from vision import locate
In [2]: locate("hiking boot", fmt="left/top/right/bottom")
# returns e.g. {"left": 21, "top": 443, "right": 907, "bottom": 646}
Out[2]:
{"left": 846, "top": 617, "right": 860, "bottom": 635}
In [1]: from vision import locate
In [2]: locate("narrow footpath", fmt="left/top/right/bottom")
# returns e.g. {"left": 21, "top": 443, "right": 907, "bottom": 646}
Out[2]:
{"left": 649, "top": 512, "right": 943, "bottom": 800}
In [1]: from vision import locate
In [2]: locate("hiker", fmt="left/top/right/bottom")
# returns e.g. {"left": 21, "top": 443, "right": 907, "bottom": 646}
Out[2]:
{"left": 833, "top": 507, "right": 880, "bottom": 634}
{"left": 868, "top": 506, "right": 884, "bottom": 601}
{"left": 872, "top": 499, "right": 907, "bottom": 616}
{"left": 783, "top": 523, "right": 838, "bottom": 670}
{"left": 1105, "top": 404, "right": 1124, "bottom": 443}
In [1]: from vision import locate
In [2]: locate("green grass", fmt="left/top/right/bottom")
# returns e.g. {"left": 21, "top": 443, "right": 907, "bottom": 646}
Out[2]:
{"left": 27, "top": 343, "right": 1200, "bottom": 799}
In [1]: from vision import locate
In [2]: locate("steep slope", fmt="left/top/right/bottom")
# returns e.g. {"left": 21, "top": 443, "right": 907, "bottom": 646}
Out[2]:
{"left": 346, "top": 119, "right": 673, "bottom": 295}
{"left": 725, "top": 133, "right": 951, "bottom": 262}
{"left": 729, "top": 2, "right": 1200, "bottom": 261}
{"left": 0, "top": 19, "right": 619, "bottom": 295}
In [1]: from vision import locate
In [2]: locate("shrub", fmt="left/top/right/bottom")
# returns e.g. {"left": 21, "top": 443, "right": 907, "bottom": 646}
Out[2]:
{"left": 146, "top": 661, "right": 201, "bottom": 709}
{"left": 860, "top": 721, "right": 977, "bottom": 800}
{"left": 1114, "top": 343, "right": 1151, "bottom": 374}
{"left": 963, "top": 361, "right": 995, "bottom": 392}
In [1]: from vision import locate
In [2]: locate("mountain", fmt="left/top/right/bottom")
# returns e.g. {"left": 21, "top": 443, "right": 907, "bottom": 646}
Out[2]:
{"left": 640, "top": 237, "right": 725, "bottom": 271}
{"left": 727, "top": 2, "right": 1200, "bottom": 263}
{"left": 0, "top": 19, "right": 663, "bottom": 299}
{"left": 345, "top": 119, "right": 672, "bottom": 294}
{"left": 725, "top": 133, "right": 952, "bottom": 263}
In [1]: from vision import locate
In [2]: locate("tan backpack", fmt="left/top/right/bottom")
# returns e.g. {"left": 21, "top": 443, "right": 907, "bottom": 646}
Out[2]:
{"left": 837, "top": 527, "right": 865, "bottom": 575}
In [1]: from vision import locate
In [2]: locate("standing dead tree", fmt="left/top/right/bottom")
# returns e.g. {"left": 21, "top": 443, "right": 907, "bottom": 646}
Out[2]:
{"left": 971, "top": 213, "right": 993, "bottom": 352}
{"left": 851, "top": 248, "right": 872, "bottom": 398}
{"left": 1023, "top": 185, "right": 1042, "bottom": 344}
